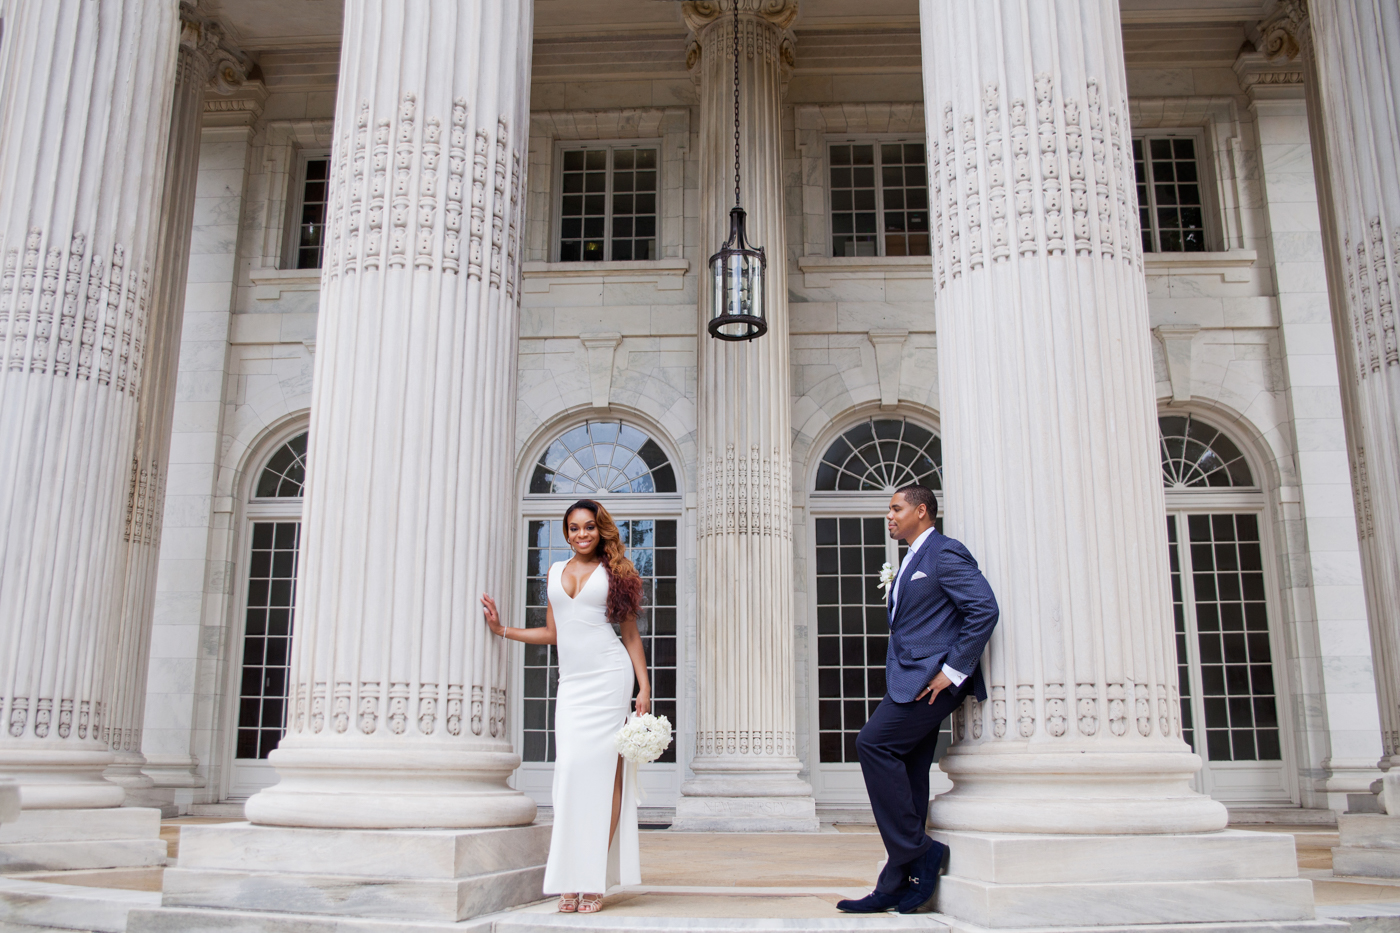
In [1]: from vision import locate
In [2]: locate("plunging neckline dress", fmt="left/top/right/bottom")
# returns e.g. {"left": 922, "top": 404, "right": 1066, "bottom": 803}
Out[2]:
{"left": 541, "top": 560, "right": 640, "bottom": 894}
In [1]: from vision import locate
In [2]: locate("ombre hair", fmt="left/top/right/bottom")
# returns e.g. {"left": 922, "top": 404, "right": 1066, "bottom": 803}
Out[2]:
{"left": 563, "top": 499, "right": 643, "bottom": 625}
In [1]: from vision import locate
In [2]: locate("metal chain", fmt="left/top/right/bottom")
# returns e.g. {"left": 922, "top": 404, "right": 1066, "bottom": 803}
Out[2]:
{"left": 733, "top": 0, "right": 741, "bottom": 208}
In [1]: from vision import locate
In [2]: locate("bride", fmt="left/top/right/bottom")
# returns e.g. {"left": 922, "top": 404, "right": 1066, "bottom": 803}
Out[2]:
{"left": 481, "top": 498, "right": 650, "bottom": 914}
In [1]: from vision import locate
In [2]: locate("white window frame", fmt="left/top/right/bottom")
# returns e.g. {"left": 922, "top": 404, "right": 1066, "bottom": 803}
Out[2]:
{"left": 281, "top": 148, "right": 332, "bottom": 270}
{"left": 824, "top": 134, "right": 932, "bottom": 259}
{"left": 1132, "top": 127, "right": 1220, "bottom": 254}
{"left": 221, "top": 422, "right": 308, "bottom": 802}
{"left": 551, "top": 138, "right": 664, "bottom": 263}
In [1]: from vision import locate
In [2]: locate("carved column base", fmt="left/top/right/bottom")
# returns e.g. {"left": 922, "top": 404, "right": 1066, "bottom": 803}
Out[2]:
{"left": 104, "top": 749, "right": 156, "bottom": 792}
{"left": 1, "top": 747, "right": 124, "bottom": 810}
{"left": 675, "top": 756, "right": 817, "bottom": 831}
{"left": 929, "top": 749, "right": 1227, "bottom": 835}
{"left": 244, "top": 743, "right": 535, "bottom": 830}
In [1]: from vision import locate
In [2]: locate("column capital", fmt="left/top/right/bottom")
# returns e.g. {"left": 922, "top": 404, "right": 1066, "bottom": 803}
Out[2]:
{"left": 1251, "top": 0, "right": 1310, "bottom": 62}
{"left": 681, "top": 0, "right": 798, "bottom": 33}
{"left": 179, "top": 2, "right": 254, "bottom": 96}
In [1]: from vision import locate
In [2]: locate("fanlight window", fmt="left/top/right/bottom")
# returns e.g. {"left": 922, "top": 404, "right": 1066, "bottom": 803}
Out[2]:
{"left": 815, "top": 418, "right": 941, "bottom": 492}
{"left": 1159, "top": 415, "right": 1254, "bottom": 489}
{"left": 255, "top": 433, "right": 308, "bottom": 498}
{"left": 529, "top": 421, "right": 677, "bottom": 495}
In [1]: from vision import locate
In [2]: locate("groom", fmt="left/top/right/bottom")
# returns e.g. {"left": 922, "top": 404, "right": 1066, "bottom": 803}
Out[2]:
{"left": 837, "top": 484, "right": 1000, "bottom": 915}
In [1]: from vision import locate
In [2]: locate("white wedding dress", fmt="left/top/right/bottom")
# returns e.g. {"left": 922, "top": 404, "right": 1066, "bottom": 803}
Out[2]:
{"left": 541, "top": 560, "right": 641, "bottom": 895}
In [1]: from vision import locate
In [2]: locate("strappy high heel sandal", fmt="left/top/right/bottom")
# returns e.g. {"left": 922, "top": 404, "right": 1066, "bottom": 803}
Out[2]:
{"left": 558, "top": 894, "right": 580, "bottom": 913}
{"left": 578, "top": 894, "right": 604, "bottom": 913}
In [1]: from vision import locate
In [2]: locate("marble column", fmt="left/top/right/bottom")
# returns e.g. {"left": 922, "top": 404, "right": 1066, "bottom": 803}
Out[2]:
{"left": 674, "top": 0, "right": 817, "bottom": 833}
{"left": 104, "top": 2, "right": 248, "bottom": 801}
{"left": 1298, "top": 0, "right": 1400, "bottom": 879}
{"left": 914, "top": 1, "right": 1314, "bottom": 926}
{"left": 0, "top": 0, "right": 178, "bottom": 802}
{"left": 242, "top": 0, "right": 537, "bottom": 832}
{"left": 0, "top": 0, "right": 178, "bottom": 871}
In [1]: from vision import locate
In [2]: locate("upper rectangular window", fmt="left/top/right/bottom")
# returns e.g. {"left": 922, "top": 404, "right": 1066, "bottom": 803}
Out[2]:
{"left": 293, "top": 155, "right": 330, "bottom": 269}
{"left": 1133, "top": 136, "right": 1206, "bottom": 253}
{"left": 557, "top": 145, "right": 658, "bottom": 262}
{"left": 829, "top": 141, "right": 930, "bottom": 258}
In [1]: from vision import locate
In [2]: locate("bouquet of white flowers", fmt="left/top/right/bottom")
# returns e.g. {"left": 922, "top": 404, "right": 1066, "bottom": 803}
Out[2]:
{"left": 614, "top": 713, "right": 673, "bottom": 764}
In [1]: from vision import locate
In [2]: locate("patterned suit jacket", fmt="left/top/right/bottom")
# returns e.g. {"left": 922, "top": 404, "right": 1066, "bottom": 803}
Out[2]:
{"left": 885, "top": 530, "right": 1000, "bottom": 704}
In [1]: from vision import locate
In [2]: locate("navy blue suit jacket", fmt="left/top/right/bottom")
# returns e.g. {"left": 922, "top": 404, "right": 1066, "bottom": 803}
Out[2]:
{"left": 885, "top": 530, "right": 1000, "bottom": 704}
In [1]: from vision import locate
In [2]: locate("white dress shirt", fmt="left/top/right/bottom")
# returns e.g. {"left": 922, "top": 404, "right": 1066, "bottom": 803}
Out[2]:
{"left": 891, "top": 526, "right": 967, "bottom": 688}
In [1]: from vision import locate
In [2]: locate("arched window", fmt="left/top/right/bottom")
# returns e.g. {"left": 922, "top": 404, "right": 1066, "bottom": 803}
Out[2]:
{"left": 1160, "top": 414, "right": 1289, "bottom": 804}
{"left": 529, "top": 420, "right": 676, "bottom": 494}
{"left": 1160, "top": 414, "right": 1255, "bottom": 488}
{"left": 810, "top": 417, "right": 942, "bottom": 774}
{"left": 254, "top": 432, "right": 307, "bottom": 497}
{"left": 518, "top": 421, "right": 681, "bottom": 804}
{"left": 814, "top": 417, "right": 942, "bottom": 492}
{"left": 230, "top": 431, "right": 307, "bottom": 799}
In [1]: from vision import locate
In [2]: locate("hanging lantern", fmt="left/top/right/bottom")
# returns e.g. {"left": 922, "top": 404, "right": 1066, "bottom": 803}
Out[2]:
{"left": 709, "top": 207, "right": 766, "bottom": 340}
{"left": 707, "top": 1, "right": 767, "bottom": 341}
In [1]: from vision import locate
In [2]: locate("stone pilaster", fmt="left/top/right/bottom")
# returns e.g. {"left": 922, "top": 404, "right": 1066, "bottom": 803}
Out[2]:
{"left": 242, "top": 0, "right": 537, "bottom": 831}
{"left": 104, "top": 2, "right": 249, "bottom": 804}
{"left": 674, "top": 0, "right": 817, "bottom": 833}
{"left": 0, "top": 0, "right": 179, "bottom": 811}
{"left": 915, "top": 1, "right": 1316, "bottom": 927}
{"left": 1300, "top": 0, "right": 1400, "bottom": 879}
{"left": 1234, "top": 43, "right": 1381, "bottom": 813}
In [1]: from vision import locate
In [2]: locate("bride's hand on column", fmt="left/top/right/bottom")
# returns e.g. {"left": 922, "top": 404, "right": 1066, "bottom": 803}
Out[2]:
{"left": 634, "top": 687, "right": 651, "bottom": 716}
{"left": 481, "top": 594, "right": 505, "bottom": 637}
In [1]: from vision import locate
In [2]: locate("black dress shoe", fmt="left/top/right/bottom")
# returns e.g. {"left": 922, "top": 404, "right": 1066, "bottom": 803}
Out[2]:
{"left": 897, "top": 840, "right": 949, "bottom": 914}
{"left": 837, "top": 888, "right": 906, "bottom": 913}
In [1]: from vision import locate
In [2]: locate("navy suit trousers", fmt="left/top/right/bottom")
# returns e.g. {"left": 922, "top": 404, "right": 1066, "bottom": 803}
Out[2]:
{"left": 857, "top": 677, "right": 973, "bottom": 893}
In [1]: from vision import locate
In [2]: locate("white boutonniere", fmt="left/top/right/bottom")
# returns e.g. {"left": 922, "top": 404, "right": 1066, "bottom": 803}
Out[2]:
{"left": 877, "top": 561, "right": 896, "bottom": 595}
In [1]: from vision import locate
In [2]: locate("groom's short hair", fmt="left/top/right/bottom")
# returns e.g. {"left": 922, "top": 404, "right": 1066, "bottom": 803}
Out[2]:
{"left": 895, "top": 483, "right": 937, "bottom": 518}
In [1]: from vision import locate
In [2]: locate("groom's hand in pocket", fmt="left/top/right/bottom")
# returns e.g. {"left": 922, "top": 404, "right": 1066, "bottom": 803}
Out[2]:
{"left": 916, "top": 670, "right": 953, "bottom": 705}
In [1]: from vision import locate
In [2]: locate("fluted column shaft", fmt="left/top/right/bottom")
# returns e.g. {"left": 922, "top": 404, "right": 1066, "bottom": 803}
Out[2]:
{"left": 244, "top": 0, "right": 536, "bottom": 829}
{"left": 921, "top": 0, "right": 1225, "bottom": 834}
{"left": 676, "top": 0, "right": 815, "bottom": 831}
{"left": 1306, "top": 0, "right": 1400, "bottom": 773}
{"left": 105, "top": 4, "right": 237, "bottom": 794}
{"left": 0, "top": 0, "right": 180, "bottom": 809}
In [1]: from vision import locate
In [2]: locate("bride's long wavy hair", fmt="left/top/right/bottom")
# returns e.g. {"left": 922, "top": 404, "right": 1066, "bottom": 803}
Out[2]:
{"left": 564, "top": 499, "right": 642, "bottom": 624}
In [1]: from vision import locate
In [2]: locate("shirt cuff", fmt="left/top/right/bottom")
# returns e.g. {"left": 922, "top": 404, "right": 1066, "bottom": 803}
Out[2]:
{"left": 941, "top": 664, "right": 967, "bottom": 687}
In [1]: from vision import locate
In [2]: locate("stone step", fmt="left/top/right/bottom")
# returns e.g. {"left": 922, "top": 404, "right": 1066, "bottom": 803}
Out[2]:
{"left": 0, "top": 876, "right": 159, "bottom": 933}
{"left": 1228, "top": 808, "right": 1339, "bottom": 827}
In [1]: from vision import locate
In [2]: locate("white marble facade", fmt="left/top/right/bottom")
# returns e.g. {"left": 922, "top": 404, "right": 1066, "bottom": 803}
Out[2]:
{"left": 11, "top": 0, "right": 1385, "bottom": 827}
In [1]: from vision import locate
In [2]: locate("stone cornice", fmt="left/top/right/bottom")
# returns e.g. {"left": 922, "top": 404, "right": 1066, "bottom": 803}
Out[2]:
{"left": 1234, "top": 48, "right": 1305, "bottom": 102}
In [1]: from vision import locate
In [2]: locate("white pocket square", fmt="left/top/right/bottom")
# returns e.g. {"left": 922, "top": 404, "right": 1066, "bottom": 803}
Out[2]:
{"left": 911, "top": 571, "right": 927, "bottom": 580}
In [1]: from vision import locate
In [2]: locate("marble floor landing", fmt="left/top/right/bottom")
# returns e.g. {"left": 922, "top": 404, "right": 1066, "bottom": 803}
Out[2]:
{"left": 3, "top": 820, "right": 1399, "bottom": 930}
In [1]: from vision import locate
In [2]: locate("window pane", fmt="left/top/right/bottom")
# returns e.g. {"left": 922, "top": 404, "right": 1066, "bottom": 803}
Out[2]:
{"left": 236, "top": 521, "right": 300, "bottom": 760}
{"left": 1138, "top": 136, "right": 1206, "bottom": 253}
{"left": 831, "top": 144, "right": 878, "bottom": 257}
{"left": 295, "top": 157, "right": 331, "bottom": 270}
{"left": 1184, "top": 511, "right": 1282, "bottom": 762}
{"left": 815, "top": 516, "right": 904, "bottom": 762}
{"left": 559, "top": 147, "right": 657, "bottom": 263}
